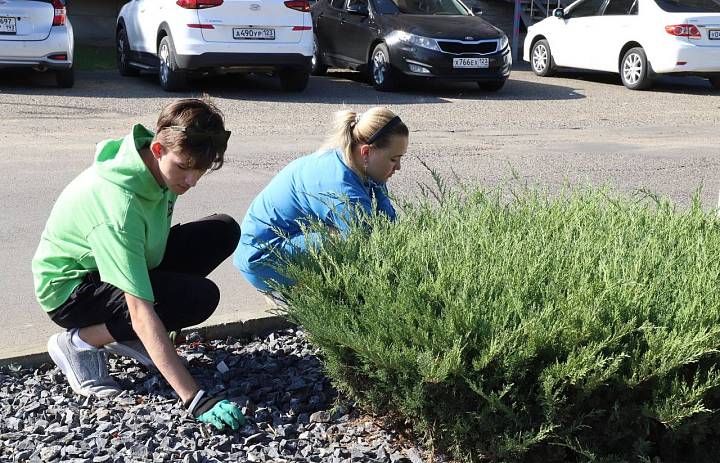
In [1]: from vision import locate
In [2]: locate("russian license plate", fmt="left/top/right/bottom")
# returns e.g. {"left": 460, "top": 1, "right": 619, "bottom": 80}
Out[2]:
{"left": 0, "top": 16, "right": 16, "bottom": 34}
{"left": 453, "top": 57, "right": 489, "bottom": 69}
{"left": 710, "top": 29, "right": 720, "bottom": 40}
{"left": 233, "top": 28, "right": 275, "bottom": 40}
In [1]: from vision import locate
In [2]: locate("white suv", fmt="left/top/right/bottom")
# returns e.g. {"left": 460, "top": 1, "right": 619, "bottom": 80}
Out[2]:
{"left": 524, "top": 0, "right": 720, "bottom": 90}
{"left": 116, "top": 0, "right": 314, "bottom": 92}
{"left": 0, "top": 0, "right": 74, "bottom": 88}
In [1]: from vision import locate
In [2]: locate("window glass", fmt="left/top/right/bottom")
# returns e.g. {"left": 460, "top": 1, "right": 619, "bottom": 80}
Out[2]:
{"left": 372, "top": 0, "right": 399, "bottom": 13}
{"left": 391, "top": 0, "right": 470, "bottom": 15}
{"left": 330, "top": 0, "right": 346, "bottom": 9}
{"left": 604, "top": 0, "right": 637, "bottom": 14}
{"left": 347, "top": 0, "right": 368, "bottom": 10}
{"left": 654, "top": 0, "right": 720, "bottom": 12}
{"left": 568, "top": 0, "right": 606, "bottom": 16}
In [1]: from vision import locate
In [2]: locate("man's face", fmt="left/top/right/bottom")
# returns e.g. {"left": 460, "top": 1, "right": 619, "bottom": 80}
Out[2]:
{"left": 364, "top": 135, "right": 408, "bottom": 183}
{"left": 153, "top": 142, "right": 207, "bottom": 195}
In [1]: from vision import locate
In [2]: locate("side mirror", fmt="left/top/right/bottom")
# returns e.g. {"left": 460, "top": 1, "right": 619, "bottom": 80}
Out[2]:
{"left": 472, "top": 6, "right": 483, "bottom": 15}
{"left": 553, "top": 7, "right": 565, "bottom": 18}
{"left": 346, "top": 2, "right": 369, "bottom": 15}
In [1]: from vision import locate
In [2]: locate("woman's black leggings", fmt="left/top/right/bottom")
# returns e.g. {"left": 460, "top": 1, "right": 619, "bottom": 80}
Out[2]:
{"left": 47, "top": 214, "right": 240, "bottom": 342}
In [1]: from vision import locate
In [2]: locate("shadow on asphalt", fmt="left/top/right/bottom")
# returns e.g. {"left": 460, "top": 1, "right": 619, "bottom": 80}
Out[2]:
{"left": 0, "top": 67, "right": 588, "bottom": 103}
{"left": 547, "top": 69, "right": 718, "bottom": 95}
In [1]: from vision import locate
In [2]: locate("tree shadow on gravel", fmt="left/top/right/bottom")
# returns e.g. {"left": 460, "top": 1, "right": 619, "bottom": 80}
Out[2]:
{"left": 0, "top": 67, "right": 586, "bottom": 103}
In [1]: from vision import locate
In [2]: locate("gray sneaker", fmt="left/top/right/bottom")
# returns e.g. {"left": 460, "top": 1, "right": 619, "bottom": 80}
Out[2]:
{"left": 47, "top": 331, "right": 122, "bottom": 398}
{"left": 104, "top": 339, "right": 155, "bottom": 370}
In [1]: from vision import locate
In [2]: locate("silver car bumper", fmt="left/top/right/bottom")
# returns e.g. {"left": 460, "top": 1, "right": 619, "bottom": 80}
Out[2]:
{"left": 0, "top": 22, "right": 73, "bottom": 70}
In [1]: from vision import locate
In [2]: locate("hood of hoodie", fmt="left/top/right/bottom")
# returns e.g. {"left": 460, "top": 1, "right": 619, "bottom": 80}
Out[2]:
{"left": 93, "top": 124, "right": 164, "bottom": 201}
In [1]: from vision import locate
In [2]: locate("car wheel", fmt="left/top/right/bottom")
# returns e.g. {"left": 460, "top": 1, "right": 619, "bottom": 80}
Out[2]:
{"left": 531, "top": 39, "right": 555, "bottom": 77}
{"left": 279, "top": 67, "right": 310, "bottom": 92}
{"left": 56, "top": 66, "right": 74, "bottom": 88}
{"left": 158, "top": 36, "right": 187, "bottom": 92}
{"left": 311, "top": 35, "right": 327, "bottom": 76}
{"left": 620, "top": 47, "right": 653, "bottom": 90}
{"left": 709, "top": 76, "right": 720, "bottom": 91}
{"left": 117, "top": 27, "right": 140, "bottom": 77}
{"left": 370, "top": 43, "right": 400, "bottom": 92}
{"left": 477, "top": 79, "right": 506, "bottom": 92}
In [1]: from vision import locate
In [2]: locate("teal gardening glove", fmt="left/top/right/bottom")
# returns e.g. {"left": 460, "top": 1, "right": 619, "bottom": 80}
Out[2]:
{"left": 185, "top": 390, "right": 245, "bottom": 431}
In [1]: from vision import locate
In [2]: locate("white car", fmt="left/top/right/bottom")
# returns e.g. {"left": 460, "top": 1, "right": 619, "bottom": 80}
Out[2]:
{"left": 0, "top": 0, "right": 74, "bottom": 88}
{"left": 116, "top": 0, "right": 314, "bottom": 92}
{"left": 524, "top": 0, "right": 720, "bottom": 90}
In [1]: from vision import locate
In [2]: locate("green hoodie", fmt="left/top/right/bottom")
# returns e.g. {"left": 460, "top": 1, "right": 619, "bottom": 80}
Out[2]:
{"left": 32, "top": 124, "right": 177, "bottom": 312}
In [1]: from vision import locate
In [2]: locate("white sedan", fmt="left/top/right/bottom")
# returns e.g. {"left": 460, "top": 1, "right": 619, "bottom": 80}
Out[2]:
{"left": 524, "top": 0, "right": 720, "bottom": 90}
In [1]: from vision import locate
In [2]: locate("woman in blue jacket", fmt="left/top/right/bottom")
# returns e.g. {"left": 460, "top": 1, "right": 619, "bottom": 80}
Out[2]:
{"left": 234, "top": 107, "right": 408, "bottom": 292}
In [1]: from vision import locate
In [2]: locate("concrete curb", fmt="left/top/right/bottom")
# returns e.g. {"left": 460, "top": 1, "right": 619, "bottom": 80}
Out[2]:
{"left": 0, "top": 315, "right": 295, "bottom": 369}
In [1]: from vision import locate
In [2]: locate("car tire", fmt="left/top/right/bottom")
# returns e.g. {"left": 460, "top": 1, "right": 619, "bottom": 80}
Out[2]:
{"left": 620, "top": 47, "right": 653, "bottom": 90}
{"left": 477, "top": 79, "right": 506, "bottom": 92}
{"left": 117, "top": 27, "right": 140, "bottom": 77}
{"left": 370, "top": 43, "right": 401, "bottom": 92}
{"left": 56, "top": 67, "right": 74, "bottom": 88}
{"left": 158, "top": 36, "right": 187, "bottom": 92}
{"left": 531, "top": 39, "right": 555, "bottom": 77}
{"left": 311, "top": 35, "right": 328, "bottom": 76}
{"left": 279, "top": 67, "right": 310, "bottom": 92}
{"left": 709, "top": 76, "right": 720, "bottom": 91}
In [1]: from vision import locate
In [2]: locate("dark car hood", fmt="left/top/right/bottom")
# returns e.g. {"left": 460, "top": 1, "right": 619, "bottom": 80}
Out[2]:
{"left": 382, "top": 14, "right": 503, "bottom": 40}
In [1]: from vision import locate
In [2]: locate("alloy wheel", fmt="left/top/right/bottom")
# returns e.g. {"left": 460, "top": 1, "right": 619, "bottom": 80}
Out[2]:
{"left": 372, "top": 50, "right": 387, "bottom": 85}
{"left": 623, "top": 53, "right": 642, "bottom": 86}
{"left": 532, "top": 44, "right": 548, "bottom": 73}
{"left": 118, "top": 36, "right": 128, "bottom": 69}
{"left": 159, "top": 42, "right": 170, "bottom": 86}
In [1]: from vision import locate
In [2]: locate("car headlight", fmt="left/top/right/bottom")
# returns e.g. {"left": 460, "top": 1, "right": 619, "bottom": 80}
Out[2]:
{"left": 500, "top": 34, "right": 509, "bottom": 50}
{"left": 387, "top": 31, "right": 441, "bottom": 52}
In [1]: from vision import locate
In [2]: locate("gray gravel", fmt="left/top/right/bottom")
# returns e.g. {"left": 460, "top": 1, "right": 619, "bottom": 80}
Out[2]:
{"left": 1, "top": 329, "right": 441, "bottom": 463}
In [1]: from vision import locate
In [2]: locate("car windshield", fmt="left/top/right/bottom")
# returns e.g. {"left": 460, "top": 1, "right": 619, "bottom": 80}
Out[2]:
{"left": 654, "top": 0, "right": 720, "bottom": 12}
{"left": 391, "top": 0, "right": 470, "bottom": 15}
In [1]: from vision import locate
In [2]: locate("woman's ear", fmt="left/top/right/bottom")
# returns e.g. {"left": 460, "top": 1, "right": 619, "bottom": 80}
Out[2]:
{"left": 359, "top": 144, "right": 371, "bottom": 160}
{"left": 150, "top": 141, "right": 164, "bottom": 160}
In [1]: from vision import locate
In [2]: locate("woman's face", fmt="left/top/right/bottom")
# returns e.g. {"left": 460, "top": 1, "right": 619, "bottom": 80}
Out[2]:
{"left": 153, "top": 142, "right": 207, "bottom": 195}
{"left": 362, "top": 135, "right": 408, "bottom": 183}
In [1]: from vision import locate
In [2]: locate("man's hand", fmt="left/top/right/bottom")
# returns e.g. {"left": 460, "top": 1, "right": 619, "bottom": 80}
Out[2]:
{"left": 186, "top": 390, "right": 245, "bottom": 430}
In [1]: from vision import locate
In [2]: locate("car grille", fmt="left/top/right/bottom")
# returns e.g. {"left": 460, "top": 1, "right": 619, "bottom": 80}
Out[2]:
{"left": 438, "top": 40, "right": 498, "bottom": 55}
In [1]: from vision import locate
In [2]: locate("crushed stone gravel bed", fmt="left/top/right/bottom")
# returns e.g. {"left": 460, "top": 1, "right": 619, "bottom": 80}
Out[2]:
{"left": 1, "top": 329, "right": 443, "bottom": 463}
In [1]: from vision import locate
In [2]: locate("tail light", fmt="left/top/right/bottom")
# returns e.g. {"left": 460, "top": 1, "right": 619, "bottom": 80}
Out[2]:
{"left": 177, "top": 0, "right": 223, "bottom": 9}
{"left": 52, "top": 0, "right": 66, "bottom": 26}
{"left": 284, "top": 0, "right": 311, "bottom": 12}
{"left": 665, "top": 24, "right": 701, "bottom": 39}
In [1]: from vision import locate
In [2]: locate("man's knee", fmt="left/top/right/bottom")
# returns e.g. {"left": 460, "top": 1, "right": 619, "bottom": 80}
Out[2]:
{"left": 192, "top": 278, "right": 220, "bottom": 324}
{"left": 213, "top": 213, "right": 241, "bottom": 255}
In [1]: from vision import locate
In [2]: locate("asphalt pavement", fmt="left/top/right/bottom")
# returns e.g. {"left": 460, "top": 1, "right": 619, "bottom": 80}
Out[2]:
{"left": 1, "top": 65, "right": 718, "bottom": 361}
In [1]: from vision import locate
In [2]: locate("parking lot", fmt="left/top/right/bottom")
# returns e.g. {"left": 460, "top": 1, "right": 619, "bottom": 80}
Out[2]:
{"left": 1, "top": 66, "right": 719, "bottom": 358}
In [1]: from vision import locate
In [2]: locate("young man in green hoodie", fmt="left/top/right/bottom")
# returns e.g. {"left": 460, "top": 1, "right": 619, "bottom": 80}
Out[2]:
{"left": 32, "top": 98, "right": 244, "bottom": 431}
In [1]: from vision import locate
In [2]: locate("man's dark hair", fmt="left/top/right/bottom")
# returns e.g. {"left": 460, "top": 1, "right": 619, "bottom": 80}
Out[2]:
{"left": 155, "top": 98, "right": 228, "bottom": 171}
